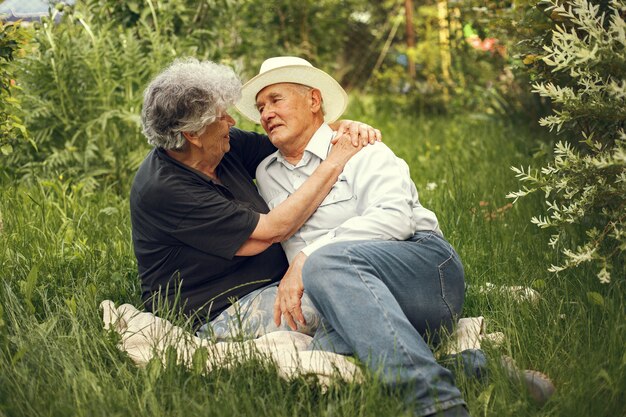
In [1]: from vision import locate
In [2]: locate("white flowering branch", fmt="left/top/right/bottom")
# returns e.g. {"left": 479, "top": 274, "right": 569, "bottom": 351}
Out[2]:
{"left": 511, "top": 0, "right": 625, "bottom": 283}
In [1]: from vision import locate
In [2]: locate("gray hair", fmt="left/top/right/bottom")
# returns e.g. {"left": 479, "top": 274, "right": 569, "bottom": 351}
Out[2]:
{"left": 141, "top": 58, "right": 242, "bottom": 150}
{"left": 289, "top": 83, "right": 326, "bottom": 116}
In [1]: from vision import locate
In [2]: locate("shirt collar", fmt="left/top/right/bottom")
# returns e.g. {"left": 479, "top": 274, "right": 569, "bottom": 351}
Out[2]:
{"left": 305, "top": 123, "right": 334, "bottom": 161}
{"left": 269, "top": 123, "right": 334, "bottom": 168}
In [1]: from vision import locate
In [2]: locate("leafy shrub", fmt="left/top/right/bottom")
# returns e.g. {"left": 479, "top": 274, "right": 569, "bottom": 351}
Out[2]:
{"left": 508, "top": 0, "right": 625, "bottom": 283}
{"left": 9, "top": 0, "right": 373, "bottom": 192}
{"left": 78, "top": 0, "right": 364, "bottom": 79}
{"left": 0, "top": 21, "right": 31, "bottom": 160}
{"left": 12, "top": 5, "right": 182, "bottom": 193}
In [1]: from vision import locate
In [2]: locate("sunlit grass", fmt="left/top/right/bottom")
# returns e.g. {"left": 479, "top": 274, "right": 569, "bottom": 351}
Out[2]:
{"left": 1, "top": 111, "right": 624, "bottom": 417}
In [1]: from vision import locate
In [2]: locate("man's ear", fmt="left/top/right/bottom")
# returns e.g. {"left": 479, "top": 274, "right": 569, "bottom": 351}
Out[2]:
{"left": 310, "top": 89, "right": 323, "bottom": 114}
{"left": 182, "top": 131, "right": 202, "bottom": 148}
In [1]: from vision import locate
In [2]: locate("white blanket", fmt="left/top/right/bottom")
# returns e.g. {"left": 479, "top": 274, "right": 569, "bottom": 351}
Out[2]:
{"left": 101, "top": 300, "right": 499, "bottom": 385}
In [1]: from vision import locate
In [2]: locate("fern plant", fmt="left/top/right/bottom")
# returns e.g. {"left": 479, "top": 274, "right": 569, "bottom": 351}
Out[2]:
{"left": 13, "top": 5, "right": 182, "bottom": 193}
{"left": 508, "top": 0, "right": 625, "bottom": 283}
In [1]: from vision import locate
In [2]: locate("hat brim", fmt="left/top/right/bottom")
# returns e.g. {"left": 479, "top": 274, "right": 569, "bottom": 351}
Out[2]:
{"left": 235, "top": 65, "right": 348, "bottom": 124}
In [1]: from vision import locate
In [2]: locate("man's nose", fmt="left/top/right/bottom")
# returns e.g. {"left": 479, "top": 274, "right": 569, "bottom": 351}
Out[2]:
{"left": 261, "top": 107, "right": 275, "bottom": 123}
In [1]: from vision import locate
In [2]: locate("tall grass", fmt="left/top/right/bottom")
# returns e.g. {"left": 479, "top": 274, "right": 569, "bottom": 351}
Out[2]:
{"left": 1, "top": 112, "right": 624, "bottom": 417}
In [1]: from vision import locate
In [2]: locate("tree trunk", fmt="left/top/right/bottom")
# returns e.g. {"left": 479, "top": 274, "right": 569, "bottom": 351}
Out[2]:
{"left": 404, "top": 0, "right": 415, "bottom": 79}
{"left": 437, "top": 0, "right": 451, "bottom": 101}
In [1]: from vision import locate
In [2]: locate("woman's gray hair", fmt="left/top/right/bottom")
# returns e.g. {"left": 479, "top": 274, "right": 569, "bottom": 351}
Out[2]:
{"left": 141, "top": 58, "right": 242, "bottom": 150}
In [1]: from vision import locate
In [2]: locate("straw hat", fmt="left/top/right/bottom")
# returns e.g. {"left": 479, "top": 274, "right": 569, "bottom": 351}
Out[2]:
{"left": 236, "top": 56, "right": 348, "bottom": 124}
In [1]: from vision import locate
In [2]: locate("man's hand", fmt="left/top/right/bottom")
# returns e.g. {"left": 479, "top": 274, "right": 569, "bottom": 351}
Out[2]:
{"left": 274, "top": 252, "right": 308, "bottom": 330}
{"left": 330, "top": 119, "right": 382, "bottom": 147}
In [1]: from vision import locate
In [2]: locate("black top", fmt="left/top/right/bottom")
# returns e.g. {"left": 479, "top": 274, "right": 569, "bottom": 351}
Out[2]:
{"left": 130, "top": 127, "right": 288, "bottom": 322}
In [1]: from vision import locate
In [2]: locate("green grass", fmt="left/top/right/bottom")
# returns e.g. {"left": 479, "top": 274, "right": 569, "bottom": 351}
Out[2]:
{"left": 1, "top": 111, "right": 625, "bottom": 417}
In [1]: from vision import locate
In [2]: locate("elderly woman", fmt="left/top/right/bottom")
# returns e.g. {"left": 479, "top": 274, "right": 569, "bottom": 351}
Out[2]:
{"left": 130, "top": 58, "right": 377, "bottom": 333}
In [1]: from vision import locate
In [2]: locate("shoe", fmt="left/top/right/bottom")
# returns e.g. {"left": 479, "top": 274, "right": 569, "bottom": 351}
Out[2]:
{"left": 500, "top": 356, "right": 556, "bottom": 406}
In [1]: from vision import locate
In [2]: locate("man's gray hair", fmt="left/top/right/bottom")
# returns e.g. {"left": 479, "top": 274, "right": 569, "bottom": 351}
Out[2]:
{"left": 141, "top": 58, "right": 241, "bottom": 150}
{"left": 290, "top": 83, "right": 326, "bottom": 116}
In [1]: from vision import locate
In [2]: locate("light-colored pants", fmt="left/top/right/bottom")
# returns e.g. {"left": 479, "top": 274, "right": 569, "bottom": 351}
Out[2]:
{"left": 197, "top": 283, "right": 321, "bottom": 341}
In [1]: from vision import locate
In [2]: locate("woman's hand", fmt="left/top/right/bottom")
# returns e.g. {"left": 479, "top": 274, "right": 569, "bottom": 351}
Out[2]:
{"left": 273, "top": 252, "right": 308, "bottom": 330}
{"left": 325, "top": 131, "right": 369, "bottom": 169}
{"left": 330, "top": 119, "right": 382, "bottom": 147}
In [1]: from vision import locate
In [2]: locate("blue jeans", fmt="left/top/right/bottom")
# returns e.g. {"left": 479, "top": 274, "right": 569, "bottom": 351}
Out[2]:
{"left": 302, "top": 231, "right": 466, "bottom": 416}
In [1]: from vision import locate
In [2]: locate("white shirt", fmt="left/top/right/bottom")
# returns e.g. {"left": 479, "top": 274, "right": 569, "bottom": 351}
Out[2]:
{"left": 256, "top": 123, "right": 441, "bottom": 263}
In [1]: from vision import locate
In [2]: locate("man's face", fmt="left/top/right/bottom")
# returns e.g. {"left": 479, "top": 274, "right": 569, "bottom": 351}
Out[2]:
{"left": 255, "top": 83, "right": 318, "bottom": 148}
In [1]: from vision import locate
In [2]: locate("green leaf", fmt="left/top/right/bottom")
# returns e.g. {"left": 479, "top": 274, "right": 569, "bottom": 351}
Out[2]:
{"left": 594, "top": 369, "right": 612, "bottom": 387}
{"left": 87, "top": 283, "right": 98, "bottom": 300}
{"left": 20, "top": 263, "right": 40, "bottom": 310}
{"left": 586, "top": 291, "right": 604, "bottom": 307}
{"left": 1, "top": 143, "right": 12, "bottom": 155}
{"left": 22, "top": 264, "right": 39, "bottom": 298}
{"left": 65, "top": 296, "right": 77, "bottom": 315}
{"left": 477, "top": 383, "right": 495, "bottom": 417}
{"left": 532, "top": 279, "right": 546, "bottom": 290}
{"left": 11, "top": 346, "right": 28, "bottom": 365}
{"left": 191, "top": 347, "right": 209, "bottom": 376}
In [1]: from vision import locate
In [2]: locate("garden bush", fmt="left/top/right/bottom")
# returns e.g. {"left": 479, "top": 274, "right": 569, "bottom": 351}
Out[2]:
{"left": 0, "top": 21, "right": 31, "bottom": 161}
{"left": 10, "top": 4, "right": 189, "bottom": 192}
{"left": 508, "top": 0, "right": 625, "bottom": 283}
{"left": 10, "top": 0, "right": 382, "bottom": 192}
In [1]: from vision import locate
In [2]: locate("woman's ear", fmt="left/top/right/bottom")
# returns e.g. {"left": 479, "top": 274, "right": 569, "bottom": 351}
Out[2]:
{"left": 182, "top": 131, "right": 202, "bottom": 148}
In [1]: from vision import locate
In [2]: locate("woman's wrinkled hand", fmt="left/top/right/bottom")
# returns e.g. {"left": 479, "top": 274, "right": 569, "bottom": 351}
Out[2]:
{"left": 325, "top": 131, "right": 366, "bottom": 169}
{"left": 332, "top": 119, "right": 382, "bottom": 147}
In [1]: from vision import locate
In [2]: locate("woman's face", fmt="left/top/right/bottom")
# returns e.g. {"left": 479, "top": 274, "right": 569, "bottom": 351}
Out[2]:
{"left": 198, "top": 111, "right": 236, "bottom": 158}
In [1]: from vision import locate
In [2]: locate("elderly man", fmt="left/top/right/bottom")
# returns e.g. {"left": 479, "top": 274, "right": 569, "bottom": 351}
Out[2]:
{"left": 236, "top": 57, "right": 469, "bottom": 417}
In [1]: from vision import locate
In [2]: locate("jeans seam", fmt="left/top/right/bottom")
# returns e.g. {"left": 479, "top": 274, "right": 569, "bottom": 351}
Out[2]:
{"left": 412, "top": 230, "right": 436, "bottom": 244}
{"left": 416, "top": 232, "right": 456, "bottom": 321}
{"left": 344, "top": 244, "right": 420, "bottom": 373}
{"left": 438, "top": 253, "right": 455, "bottom": 321}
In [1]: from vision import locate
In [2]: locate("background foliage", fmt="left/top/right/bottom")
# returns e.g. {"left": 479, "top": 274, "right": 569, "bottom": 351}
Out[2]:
{"left": 4, "top": 0, "right": 561, "bottom": 191}
{"left": 8, "top": 3, "right": 177, "bottom": 192}
{"left": 508, "top": 0, "right": 625, "bottom": 282}
{"left": 0, "top": 20, "right": 30, "bottom": 159}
